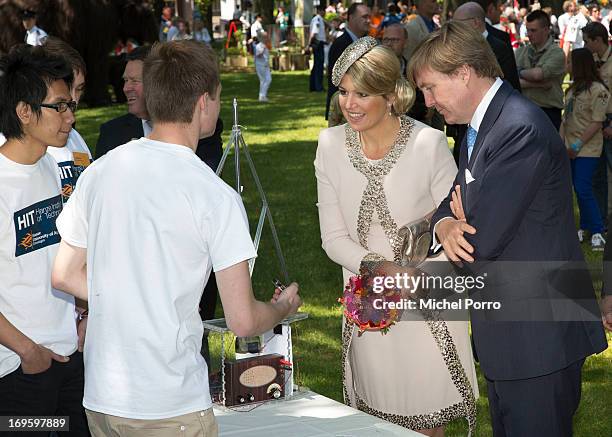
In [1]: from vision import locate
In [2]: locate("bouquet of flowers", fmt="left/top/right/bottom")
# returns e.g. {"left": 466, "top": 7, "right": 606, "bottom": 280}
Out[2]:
{"left": 339, "top": 274, "right": 404, "bottom": 335}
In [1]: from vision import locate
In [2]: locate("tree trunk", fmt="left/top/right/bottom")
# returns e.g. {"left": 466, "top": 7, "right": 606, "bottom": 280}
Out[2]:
{"left": 253, "top": 0, "right": 275, "bottom": 26}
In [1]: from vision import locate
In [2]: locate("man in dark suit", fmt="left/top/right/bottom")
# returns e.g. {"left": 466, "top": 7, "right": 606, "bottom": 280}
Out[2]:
{"left": 325, "top": 3, "right": 371, "bottom": 119}
{"left": 475, "top": 0, "right": 512, "bottom": 51}
{"left": 95, "top": 46, "right": 223, "bottom": 171}
{"left": 96, "top": 45, "right": 223, "bottom": 365}
{"left": 410, "top": 22, "right": 608, "bottom": 436}
{"left": 449, "top": 2, "right": 521, "bottom": 164}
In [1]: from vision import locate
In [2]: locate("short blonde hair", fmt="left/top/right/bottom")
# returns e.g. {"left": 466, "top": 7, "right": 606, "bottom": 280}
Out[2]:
{"left": 407, "top": 21, "right": 502, "bottom": 88}
{"left": 346, "top": 45, "right": 415, "bottom": 115}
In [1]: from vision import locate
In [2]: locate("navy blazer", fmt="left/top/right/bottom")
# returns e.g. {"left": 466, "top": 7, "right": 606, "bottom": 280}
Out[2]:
{"left": 486, "top": 22, "right": 512, "bottom": 52}
{"left": 432, "top": 82, "right": 607, "bottom": 380}
{"left": 95, "top": 113, "right": 224, "bottom": 171}
{"left": 486, "top": 34, "right": 521, "bottom": 93}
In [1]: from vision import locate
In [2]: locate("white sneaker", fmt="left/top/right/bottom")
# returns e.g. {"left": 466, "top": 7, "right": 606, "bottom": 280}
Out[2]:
{"left": 258, "top": 96, "right": 269, "bottom": 102}
{"left": 591, "top": 233, "right": 606, "bottom": 251}
{"left": 577, "top": 229, "right": 585, "bottom": 243}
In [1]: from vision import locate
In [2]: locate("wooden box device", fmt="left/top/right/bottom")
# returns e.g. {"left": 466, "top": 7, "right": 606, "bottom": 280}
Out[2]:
{"left": 214, "top": 354, "right": 285, "bottom": 406}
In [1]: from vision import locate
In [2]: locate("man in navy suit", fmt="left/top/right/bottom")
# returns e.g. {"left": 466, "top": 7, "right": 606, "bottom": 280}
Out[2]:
{"left": 449, "top": 1, "right": 521, "bottom": 164}
{"left": 409, "top": 22, "right": 608, "bottom": 436}
{"left": 475, "top": 0, "right": 512, "bottom": 51}
{"left": 95, "top": 46, "right": 223, "bottom": 171}
{"left": 325, "top": 3, "right": 371, "bottom": 119}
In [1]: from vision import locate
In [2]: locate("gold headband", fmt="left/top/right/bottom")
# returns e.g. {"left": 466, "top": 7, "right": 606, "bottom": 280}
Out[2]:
{"left": 331, "top": 36, "right": 378, "bottom": 87}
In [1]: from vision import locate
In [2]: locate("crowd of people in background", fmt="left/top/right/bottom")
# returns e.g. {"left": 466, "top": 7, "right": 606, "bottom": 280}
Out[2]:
{"left": 11, "top": 0, "right": 612, "bottom": 305}
{"left": 1, "top": 2, "right": 611, "bottom": 437}
{"left": 305, "top": 0, "right": 612, "bottom": 253}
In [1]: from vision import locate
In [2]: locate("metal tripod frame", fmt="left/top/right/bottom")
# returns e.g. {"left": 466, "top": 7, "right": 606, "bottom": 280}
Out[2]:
{"left": 216, "top": 98, "right": 290, "bottom": 283}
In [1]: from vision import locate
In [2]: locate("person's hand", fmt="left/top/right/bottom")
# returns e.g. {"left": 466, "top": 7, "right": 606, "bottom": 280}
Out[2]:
{"left": 77, "top": 317, "right": 88, "bottom": 352}
{"left": 567, "top": 148, "right": 578, "bottom": 160}
{"left": 601, "top": 295, "right": 612, "bottom": 331}
{"left": 603, "top": 126, "right": 612, "bottom": 139}
{"left": 20, "top": 343, "right": 68, "bottom": 375}
{"left": 273, "top": 282, "right": 302, "bottom": 316}
{"left": 450, "top": 185, "right": 466, "bottom": 221}
{"left": 271, "top": 284, "right": 284, "bottom": 303}
{"left": 436, "top": 219, "right": 476, "bottom": 263}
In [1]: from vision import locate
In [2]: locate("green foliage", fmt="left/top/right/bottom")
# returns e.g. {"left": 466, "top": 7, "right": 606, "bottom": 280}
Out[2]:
{"left": 79, "top": 70, "right": 611, "bottom": 437}
{"left": 226, "top": 46, "right": 247, "bottom": 57}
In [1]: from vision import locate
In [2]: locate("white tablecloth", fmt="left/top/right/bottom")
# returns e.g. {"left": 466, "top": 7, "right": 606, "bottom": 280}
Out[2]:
{"left": 213, "top": 390, "right": 420, "bottom": 436}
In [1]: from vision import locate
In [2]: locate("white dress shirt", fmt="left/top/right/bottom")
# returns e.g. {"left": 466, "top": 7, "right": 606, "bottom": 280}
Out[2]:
{"left": 25, "top": 26, "right": 48, "bottom": 46}
{"left": 310, "top": 15, "right": 326, "bottom": 42}
{"left": 431, "top": 77, "right": 503, "bottom": 249}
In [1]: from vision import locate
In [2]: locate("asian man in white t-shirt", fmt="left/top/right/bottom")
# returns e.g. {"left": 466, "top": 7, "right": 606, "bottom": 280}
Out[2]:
{"left": 0, "top": 45, "right": 90, "bottom": 436}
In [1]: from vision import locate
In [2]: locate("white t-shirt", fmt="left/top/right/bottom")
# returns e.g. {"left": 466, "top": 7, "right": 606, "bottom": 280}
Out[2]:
{"left": 310, "top": 15, "right": 326, "bottom": 42}
{"left": 254, "top": 41, "right": 270, "bottom": 66}
{"left": 56, "top": 138, "right": 257, "bottom": 419}
{"left": 25, "top": 25, "right": 48, "bottom": 46}
{"left": 0, "top": 152, "right": 77, "bottom": 378}
{"left": 563, "top": 13, "right": 588, "bottom": 47}
{"left": 46, "top": 129, "right": 93, "bottom": 202}
{"left": 251, "top": 19, "right": 264, "bottom": 38}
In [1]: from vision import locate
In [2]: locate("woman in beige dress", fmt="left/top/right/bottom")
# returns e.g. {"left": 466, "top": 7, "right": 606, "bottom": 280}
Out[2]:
{"left": 314, "top": 37, "right": 478, "bottom": 436}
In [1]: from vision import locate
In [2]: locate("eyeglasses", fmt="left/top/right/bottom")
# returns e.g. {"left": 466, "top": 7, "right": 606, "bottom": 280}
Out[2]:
{"left": 39, "top": 101, "right": 77, "bottom": 113}
{"left": 382, "top": 38, "right": 403, "bottom": 44}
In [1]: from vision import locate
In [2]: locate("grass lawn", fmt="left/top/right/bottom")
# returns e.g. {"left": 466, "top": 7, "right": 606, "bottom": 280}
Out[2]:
{"left": 78, "top": 70, "right": 611, "bottom": 436}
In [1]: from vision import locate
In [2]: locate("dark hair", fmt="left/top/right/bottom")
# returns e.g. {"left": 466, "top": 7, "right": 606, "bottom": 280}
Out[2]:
{"left": 474, "top": 0, "right": 496, "bottom": 11}
{"left": 569, "top": 48, "right": 605, "bottom": 95}
{"left": 348, "top": 2, "right": 365, "bottom": 17}
{"left": 588, "top": 3, "right": 600, "bottom": 12}
{"left": 387, "top": 3, "right": 399, "bottom": 14}
{"left": 0, "top": 44, "right": 73, "bottom": 140}
{"left": 526, "top": 10, "right": 550, "bottom": 29}
{"left": 126, "top": 45, "right": 152, "bottom": 62}
{"left": 143, "top": 40, "right": 219, "bottom": 123}
{"left": 42, "top": 37, "right": 87, "bottom": 76}
{"left": 21, "top": 9, "right": 36, "bottom": 19}
{"left": 317, "top": 4, "right": 326, "bottom": 13}
{"left": 582, "top": 22, "right": 609, "bottom": 45}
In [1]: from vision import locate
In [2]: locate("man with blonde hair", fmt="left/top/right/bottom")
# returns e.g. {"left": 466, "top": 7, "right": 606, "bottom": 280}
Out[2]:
{"left": 52, "top": 40, "right": 302, "bottom": 436}
{"left": 449, "top": 1, "right": 521, "bottom": 162}
{"left": 409, "top": 21, "right": 607, "bottom": 437}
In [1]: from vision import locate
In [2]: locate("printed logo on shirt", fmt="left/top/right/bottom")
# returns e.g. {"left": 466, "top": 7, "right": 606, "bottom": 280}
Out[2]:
{"left": 13, "top": 195, "right": 62, "bottom": 257}
{"left": 56, "top": 155, "right": 92, "bottom": 201}
{"left": 56, "top": 160, "right": 75, "bottom": 201}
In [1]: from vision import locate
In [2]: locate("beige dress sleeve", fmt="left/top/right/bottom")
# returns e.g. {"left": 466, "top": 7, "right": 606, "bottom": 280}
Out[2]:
{"left": 314, "top": 125, "right": 371, "bottom": 274}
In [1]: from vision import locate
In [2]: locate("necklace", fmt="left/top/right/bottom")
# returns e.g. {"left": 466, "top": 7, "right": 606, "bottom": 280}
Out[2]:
{"left": 359, "top": 116, "right": 401, "bottom": 160}
{"left": 345, "top": 115, "right": 414, "bottom": 262}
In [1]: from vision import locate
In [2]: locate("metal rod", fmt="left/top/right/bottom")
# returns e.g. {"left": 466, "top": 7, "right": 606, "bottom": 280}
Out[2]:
{"left": 239, "top": 135, "right": 290, "bottom": 283}
{"left": 233, "top": 99, "right": 241, "bottom": 193}
{"left": 215, "top": 99, "right": 290, "bottom": 282}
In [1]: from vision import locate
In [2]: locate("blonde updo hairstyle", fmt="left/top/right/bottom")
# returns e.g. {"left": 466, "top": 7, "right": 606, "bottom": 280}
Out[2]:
{"left": 344, "top": 45, "right": 415, "bottom": 115}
